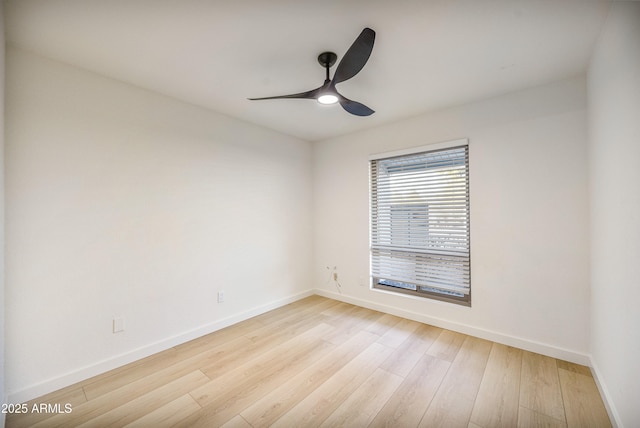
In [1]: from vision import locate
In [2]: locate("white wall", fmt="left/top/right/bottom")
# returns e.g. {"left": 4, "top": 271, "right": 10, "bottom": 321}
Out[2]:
{"left": 5, "top": 48, "right": 313, "bottom": 402}
{"left": 588, "top": 2, "right": 640, "bottom": 427}
{"left": 313, "top": 77, "right": 591, "bottom": 362}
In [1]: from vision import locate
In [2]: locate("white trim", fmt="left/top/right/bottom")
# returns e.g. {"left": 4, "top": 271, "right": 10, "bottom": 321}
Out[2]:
{"left": 7, "top": 290, "right": 315, "bottom": 403}
{"left": 10, "top": 289, "right": 601, "bottom": 406}
{"left": 314, "top": 288, "right": 591, "bottom": 365}
{"left": 589, "top": 357, "right": 622, "bottom": 428}
{"left": 369, "top": 138, "right": 469, "bottom": 161}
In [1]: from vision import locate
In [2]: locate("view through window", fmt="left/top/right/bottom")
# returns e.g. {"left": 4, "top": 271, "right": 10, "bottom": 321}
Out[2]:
{"left": 370, "top": 143, "right": 471, "bottom": 305}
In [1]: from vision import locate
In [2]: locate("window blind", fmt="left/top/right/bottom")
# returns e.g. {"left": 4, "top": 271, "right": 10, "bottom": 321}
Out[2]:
{"left": 370, "top": 145, "right": 470, "bottom": 300}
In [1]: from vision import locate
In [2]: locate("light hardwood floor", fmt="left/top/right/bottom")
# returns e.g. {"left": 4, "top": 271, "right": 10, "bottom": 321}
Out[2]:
{"left": 7, "top": 295, "right": 611, "bottom": 428}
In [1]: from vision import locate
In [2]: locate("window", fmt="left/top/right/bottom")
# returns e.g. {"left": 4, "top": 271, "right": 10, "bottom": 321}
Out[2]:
{"left": 370, "top": 141, "right": 471, "bottom": 305}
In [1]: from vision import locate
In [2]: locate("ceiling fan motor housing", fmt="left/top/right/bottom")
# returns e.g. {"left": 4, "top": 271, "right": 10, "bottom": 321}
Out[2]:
{"left": 318, "top": 51, "right": 337, "bottom": 68}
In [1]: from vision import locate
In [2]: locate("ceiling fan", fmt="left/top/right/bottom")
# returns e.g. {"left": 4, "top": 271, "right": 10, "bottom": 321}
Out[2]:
{"left": 248, "top": 28, "right": 376, "bottom": 116}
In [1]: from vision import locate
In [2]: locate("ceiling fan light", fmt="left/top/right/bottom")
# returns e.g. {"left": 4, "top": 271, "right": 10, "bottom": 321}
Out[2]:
{"left": 318, "top": 94, "right": 339, "bottom": 105}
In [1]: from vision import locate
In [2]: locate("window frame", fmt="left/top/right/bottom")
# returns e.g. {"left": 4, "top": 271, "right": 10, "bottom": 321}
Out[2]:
{"left": 369, "top": 139, "right": 471, "bottom": 306}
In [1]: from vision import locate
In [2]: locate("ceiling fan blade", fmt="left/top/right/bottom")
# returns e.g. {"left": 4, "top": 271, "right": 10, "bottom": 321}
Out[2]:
{"left": 248, "top": 87, "right": 321, "bottom": 101}
{"left": 338, "top": 95, "right": 375, "bottom": 116}
{"left": 332, "top": 28, "right": 376, "bottom": 85}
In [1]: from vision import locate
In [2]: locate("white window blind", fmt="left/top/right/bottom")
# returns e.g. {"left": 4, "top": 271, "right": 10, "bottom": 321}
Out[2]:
{"left": 370, "top": 144, "right": 470, "bottom": 304}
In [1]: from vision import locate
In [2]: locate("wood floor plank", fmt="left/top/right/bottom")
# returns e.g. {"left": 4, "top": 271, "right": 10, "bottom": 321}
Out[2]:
{"left": 517, "top": 406, "right": 567, "bottom": 428}
{"left": 380, "top": 323, "right": 442, "bottom": 378}
{"left": 240, "top": 330, "right": 380, "bottom": 428}
{"left": 470, "top": 343, "right": 522, "bottom": 428}
{"left": 32, "top": 370, "right": 209, "bottom": 428}
{"left": 123, "top": 394, "right": 201, "bottom": 428}
{"left": 199, "top": 311, "right": 331, "bottom": 380}
{"left": 425, "top": 329, "right": 467, "bottom": 362}
{"left": 176, "top": 324, "right": 336, "bottom": 427}
{"left": 250, "top": 295, "right": 337, "bottom": 326}
{"left": 319, "top": 301, "right": 353, "bottom": 318}
{"left": 319, "top": 368, "right": 403, "bottom": 428}
{"left": 171, "top": 317, "right": 265, "bottom": 359}
{"left": 243, "top": 307, "right": 329, "bottom": 346}
{"left": 364, "top": 312, "right": 404, "bottom": 336}
{"left": 81, "top": 333, "right": 254, "bottom": 407}
{"left": 269, "top": 342, "right": 394, "bottom": 428}
{"left": 76, "top": 371, "right": 209, "bottom": 427}
{"left": 322, "top": 304, "right": 385, "bottom": 345}
{"left": 418, "top": 336, "right": 493, "bottom": 428}
{"left": 520, "top": 351, "right": 566, "bottom": 422}
{"left": 191, "top": 324, "right": 335, "bottom": 413}
{"left": 376, "top": 317, "right": 421, "bottom": 348}
{"left": 556, "top": 360, "right": 592, "bottom": 377}
{"left": 191, "top": 335, "right": 267, "bottom": 380}
{"left": 219, "top": 415, "right": 254, "bottom": 428}
{"left": 558, "top": 368, "right": 611, "bottom": 428}
{"left": 5, "top": 385, "right": 87, "bottom": 428}
{"left": 81, "top": 348, "right": 181, "bottom": 401}
{"left": 370, "top": 353, "right": 451, "bottom": 427}
{"left": 244, "top": 298, "right": 343, "bottom": 347}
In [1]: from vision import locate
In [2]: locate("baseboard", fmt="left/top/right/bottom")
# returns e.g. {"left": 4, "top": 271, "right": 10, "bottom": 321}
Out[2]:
{"left": 314, "top": 288, "right": 591, "bottom": 366}
{"left": 10, "top": 287, "right": 595, "bottom": 404}
{"left": 8, "top": 289, "right": 315, "bottom": 404}
{"left": 589, "top": 357, "right": 622, "bottom": 428}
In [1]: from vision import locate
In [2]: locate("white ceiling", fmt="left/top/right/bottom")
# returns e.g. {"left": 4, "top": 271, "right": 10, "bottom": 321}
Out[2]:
{"left": 5, "top": 0, "right": 611, "bottom": 142}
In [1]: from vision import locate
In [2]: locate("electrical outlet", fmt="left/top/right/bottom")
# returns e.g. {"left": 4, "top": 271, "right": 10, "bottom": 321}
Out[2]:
{"left": 217, "top": 291, "right": 225, "bottom": 303}
{"left": 113, "top": 317, "right": 125, "bottom": 333}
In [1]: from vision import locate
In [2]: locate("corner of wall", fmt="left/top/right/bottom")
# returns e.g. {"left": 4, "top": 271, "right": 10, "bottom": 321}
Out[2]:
{"left": 8, "top": 289, "right": 315, "bottom": 403}
{"left": 587, "top": 2, "right": 640, "bottom": 427}
{"left": 589, "top": 356, "right": 623, "bottom": 428}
